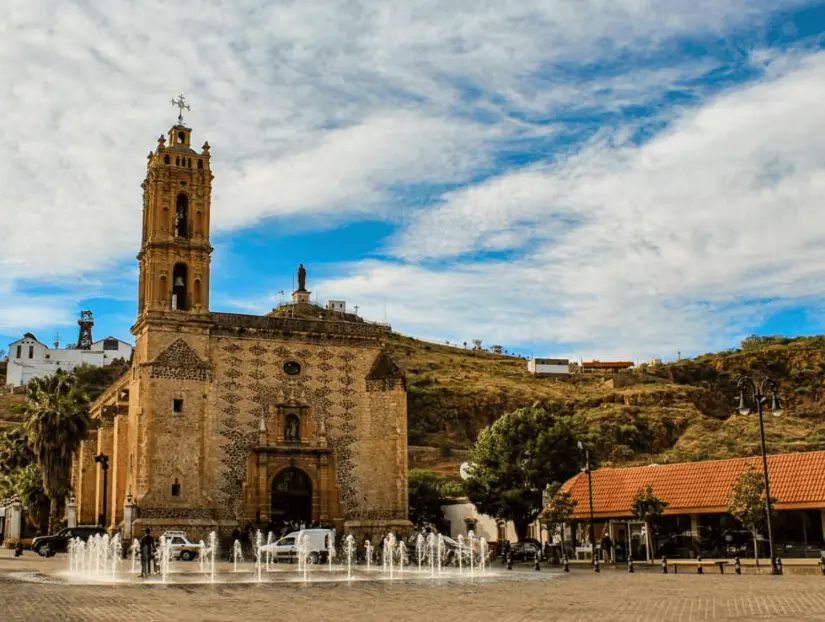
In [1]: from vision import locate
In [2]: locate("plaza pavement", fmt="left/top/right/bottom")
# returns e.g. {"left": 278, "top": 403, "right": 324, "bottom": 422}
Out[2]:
{"left": 2, "top": 549, "right": 825, "bottom": 622}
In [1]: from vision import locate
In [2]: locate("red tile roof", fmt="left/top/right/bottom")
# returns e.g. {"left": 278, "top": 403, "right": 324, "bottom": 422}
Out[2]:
{"left": 560, "top": 450, "right": 825, "bottom": 519}
{"left": 581, "top": 361, "right": 634, "bottom": 368}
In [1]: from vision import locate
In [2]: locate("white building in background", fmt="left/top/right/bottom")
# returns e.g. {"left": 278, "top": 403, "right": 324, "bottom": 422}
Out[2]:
{"left": 5, "top": 313, "right": 133, "bottom": 387}
{"left": 527, "top": 357, "right": 570, "bottom": 376}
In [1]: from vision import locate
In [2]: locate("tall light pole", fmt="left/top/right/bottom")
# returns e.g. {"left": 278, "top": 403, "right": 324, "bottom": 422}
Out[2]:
{"left": 94, "top": 453, "right": 109, "bottom": 530}
{"left": 736, "top": 376, "right": 783, "bottom": 575}
{"left": 577, "top": 441, "right": 597, "bottom": 571}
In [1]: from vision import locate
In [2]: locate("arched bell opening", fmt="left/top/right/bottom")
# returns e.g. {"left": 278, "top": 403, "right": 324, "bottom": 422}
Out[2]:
{"left": 172, "top": 263, "right": 188, "bottom": 311}
{"left": 175, "top": 194, "right": 189, "bottom": 238}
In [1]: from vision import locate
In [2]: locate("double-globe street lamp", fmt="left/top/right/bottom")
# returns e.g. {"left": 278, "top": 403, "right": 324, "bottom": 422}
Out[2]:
{"left": 735, "top": 375, "right": 784, "bottom": 575}
{"left": 577, "top": 441, "right": 598, "bottom": 571}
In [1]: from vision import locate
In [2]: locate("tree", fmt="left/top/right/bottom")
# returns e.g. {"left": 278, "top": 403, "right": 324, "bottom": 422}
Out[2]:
{"left": 728, "top": 464, "right": 775, "bottom": 566}
{"left": 0, "top": 427, "right": 49, "bottom": 533}
{"left": 408, "top": 470, "right": 448, "bottom": 530}
{"left": 23, "top": 371, "right": 91, "bottom": 533}
{"left": 464, "top": 405, "right": 581, "bottom": 541}
{"left": 540, "top": 483, "right": 577, "bottom": 555}
{"left": 0, "top": 463, "right": 49, "bottom": 533}
{"left": 630, "top": 485, "right": 669, "bottom": 560}
{"left": 0, "top": 427, "right": 36, "bottom": 472}
{"left": 73, "top": 359, "right": 130, "bottom": 402}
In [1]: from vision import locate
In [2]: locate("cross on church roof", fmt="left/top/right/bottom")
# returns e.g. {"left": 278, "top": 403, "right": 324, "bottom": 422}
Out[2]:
{"left": 171, "top": 94, "right": 191, "bottom": 124}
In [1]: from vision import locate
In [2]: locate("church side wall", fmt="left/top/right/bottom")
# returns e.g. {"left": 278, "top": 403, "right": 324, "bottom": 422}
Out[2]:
{"left": 360, "top": 382, "right": 408, "bottom": 519}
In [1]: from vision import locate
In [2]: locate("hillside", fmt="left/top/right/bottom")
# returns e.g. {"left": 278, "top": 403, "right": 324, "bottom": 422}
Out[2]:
{"left": 388, "top": 333, "right": 825, "bottom": 474}
{"left": 0, "top": 392, "right": 25, "bottom": 430}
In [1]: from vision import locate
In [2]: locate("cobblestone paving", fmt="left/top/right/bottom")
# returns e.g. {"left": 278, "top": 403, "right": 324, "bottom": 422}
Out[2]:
{"left": 2, "top": 552, "right": 825, "bottom": 622}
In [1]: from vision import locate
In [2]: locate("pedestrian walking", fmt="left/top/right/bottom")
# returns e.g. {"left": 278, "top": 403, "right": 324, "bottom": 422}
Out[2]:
{"left": 139, "top": 528, "right": 155, "bottom": 578}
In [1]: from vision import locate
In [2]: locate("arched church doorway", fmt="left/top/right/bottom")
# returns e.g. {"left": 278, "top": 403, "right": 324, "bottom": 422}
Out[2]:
{"left": 271, "top": 467, "right": 312, "bottom": 525}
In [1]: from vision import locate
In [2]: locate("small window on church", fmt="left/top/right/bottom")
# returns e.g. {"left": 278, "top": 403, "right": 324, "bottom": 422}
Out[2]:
{"left": 173, "top": 399, "right": 183, "bottom": 414}
{"left": 178, "top": 131, "right": 185, "bottom": 144}
{"left": 28, "top": 346, "right": 34, "bottom": 359}
{"left": 283, "top": 361, "right": 301, "bottom": 376}
{"left": 197, "top": 160, "right": 203, "bottom": 169}
{"left": 172, "top": 479, "right": 181, "bottom": 497}
{"left": 16, "top": 345, "right": 21, "bottom": 358}
{"left": 164, "top": 154, "right": 170, "bottom": 165}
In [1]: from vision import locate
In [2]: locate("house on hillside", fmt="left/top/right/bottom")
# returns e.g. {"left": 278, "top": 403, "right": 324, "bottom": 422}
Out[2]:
{"left": 527, "top": 358, "right": 570, "bottom": 377}
{"left": 559, "top": 451, "right": 825, "bottom": 561}
{"left": 580, "top": 360, "right": 634, "bottom": 374}
{"left": 5, "top": 313, "right": 132, "bottom": 387}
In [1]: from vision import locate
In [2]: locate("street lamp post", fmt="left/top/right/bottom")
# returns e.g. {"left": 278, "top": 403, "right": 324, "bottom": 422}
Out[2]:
{"left": 94, "top": 453, "right": 110, "bottom": 530}
{"left": 736, "top": 376, "right": 783, "bottom": 575}
{"left": 577, "top": 441, "right": 597, "bottom": 571}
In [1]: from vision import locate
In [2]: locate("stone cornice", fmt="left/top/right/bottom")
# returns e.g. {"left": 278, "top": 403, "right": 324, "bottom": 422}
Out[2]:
{"left": 210, "top": 312, "right": 390, "bottom": 344}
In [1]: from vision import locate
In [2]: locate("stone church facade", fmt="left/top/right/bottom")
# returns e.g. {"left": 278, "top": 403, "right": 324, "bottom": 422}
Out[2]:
{"left": 71, "top": 118, "right": 410, "bottom": 542}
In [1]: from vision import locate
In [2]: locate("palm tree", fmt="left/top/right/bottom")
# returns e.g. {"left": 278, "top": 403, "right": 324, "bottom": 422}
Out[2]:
{"left": 23, "top": 371, "right": 90, "bottom": 533}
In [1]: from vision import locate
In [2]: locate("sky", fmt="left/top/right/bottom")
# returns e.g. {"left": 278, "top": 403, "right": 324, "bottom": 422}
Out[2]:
{"left": 3, "top": 1, "right": 825, "bottom": 363}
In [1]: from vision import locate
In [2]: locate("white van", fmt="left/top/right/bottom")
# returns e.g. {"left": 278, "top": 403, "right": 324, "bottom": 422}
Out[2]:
{"left": 262, "top": 529, "right": 335, "bottom": 564}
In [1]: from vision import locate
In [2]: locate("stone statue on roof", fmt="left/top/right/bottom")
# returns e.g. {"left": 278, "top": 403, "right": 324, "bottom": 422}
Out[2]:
{"left": 297, "top": 264, "right": 307, "bottom": 292}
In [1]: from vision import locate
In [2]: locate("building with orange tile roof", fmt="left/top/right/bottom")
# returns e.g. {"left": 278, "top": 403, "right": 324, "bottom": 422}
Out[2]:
{"left": 558, "top": 450, "right": 825, "bottom": 561}
{"left": 561, "top": 450, "right": 825, "bottom": 518}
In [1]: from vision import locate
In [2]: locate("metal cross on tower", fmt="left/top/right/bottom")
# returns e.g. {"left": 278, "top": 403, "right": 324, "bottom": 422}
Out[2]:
{"left": 171, "top": 94, "right": 191, "bottom": 123}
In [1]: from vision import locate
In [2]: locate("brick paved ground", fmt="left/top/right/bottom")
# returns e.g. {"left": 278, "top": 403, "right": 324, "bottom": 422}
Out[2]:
{"left": 2, "top": 551, "right": 825, "bottom": 622}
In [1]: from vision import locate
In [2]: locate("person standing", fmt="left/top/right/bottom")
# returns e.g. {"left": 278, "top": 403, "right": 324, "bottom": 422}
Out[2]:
{"left": 601, "top": 533, "right": 614, "bottom": 564}
{"left": 139, "top": 528, "right": 155, "bottom": 578}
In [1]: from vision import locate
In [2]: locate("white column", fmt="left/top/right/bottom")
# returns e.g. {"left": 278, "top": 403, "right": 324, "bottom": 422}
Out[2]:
{"left": 123, "top": 498, "right": 136, "bottom": 543}
{"left": 9, "top": 502, "right": 23, "bottom": 540}
{"left": 66, "top": 499, "right": 78, "bottom": 529}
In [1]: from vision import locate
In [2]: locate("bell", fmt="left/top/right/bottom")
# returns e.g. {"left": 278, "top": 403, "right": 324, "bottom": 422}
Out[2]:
{"left": 174, "top": 276, "right": 185, "bottom": 288}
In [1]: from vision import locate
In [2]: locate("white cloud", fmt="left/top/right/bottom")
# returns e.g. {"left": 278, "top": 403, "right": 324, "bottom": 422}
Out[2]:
{"left": 0, "top": 0, "right": 817, "bottom": 354}
{"left": 324, "top": 51, "right": 825, "bottom": 359}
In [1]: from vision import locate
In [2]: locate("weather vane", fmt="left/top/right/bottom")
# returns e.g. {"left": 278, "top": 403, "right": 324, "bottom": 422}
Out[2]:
{"left": 171, "top": 94, "right": 191, "bottom": 124}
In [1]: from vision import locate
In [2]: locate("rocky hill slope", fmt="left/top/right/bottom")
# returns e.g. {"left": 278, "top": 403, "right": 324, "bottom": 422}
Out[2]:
{"left": 388, "top": 333, "right": 825, "bottom": 472}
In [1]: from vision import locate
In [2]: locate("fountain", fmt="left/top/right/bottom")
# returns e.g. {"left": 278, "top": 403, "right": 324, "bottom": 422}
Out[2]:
{"left": 64, "top": 527, "right": 502, "bottom": 586}
{"left": 265, "top": 532, "right": 273, "bottom": 571}
{"left": 207, "top": 531, "right": 217, "bottom": 582}
{"left": 467, "top": 530, "right": 475, "bottom": 576}
{"left": 383, "top": 533, "right": 396, "bottom": 579}
{"left": 130, "top": 539, "right": 140, "bottom": 574}
{"left": 364, "top": 539, "right": 373, "bottom": 573}
{"left": 344, "top": 535, "right": 355, "bottom": 579}
{"left": 198, "top": 540, "right": 206, "bottom": 574}
{"left": 397, "top": 539, "right": 406, "bottom": 577}
{"left": 254, "top": 530, "right": 263, "bottom": 582}
{"left": 437, "top": 534, "right": 445, "bottom": 576}
{"left": 232, "top": 540, "right": 244, "bottom": 572}
{"left": 110, "top": 534, "right": 122, "bottom": 580}
{"left": 296, "top": 533, "right": 311, "bottom": 582}
{"left": 159, "top": 535, "right": 172, "bottom": 583}
{"left": 426, "top": 533, "right": 436, "bottom": 577}
{"left": 416, "top": 534, "right": 425, "bottom": 573}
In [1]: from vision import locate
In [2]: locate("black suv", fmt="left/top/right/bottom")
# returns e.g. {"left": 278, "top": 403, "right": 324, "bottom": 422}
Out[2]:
{"left": 32, "top": 526, "right": 106, "bottom": 557}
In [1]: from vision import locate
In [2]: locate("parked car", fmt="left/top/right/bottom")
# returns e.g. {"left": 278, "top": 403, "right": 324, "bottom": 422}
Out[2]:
{"left": 160, "top": 531, "right": 201, "bottom": 561}
{"left": 32, "top": 526, "right": 106, "bottom": 557}
{"left": 260, "top": 529, "right": 335, "bottom": 564}
{"left": 508, "top": 541, "right": 542, "bottom": 563}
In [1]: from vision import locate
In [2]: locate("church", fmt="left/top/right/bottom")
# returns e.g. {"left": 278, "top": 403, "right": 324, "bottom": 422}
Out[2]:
{"left": 71, "top": 108, "right": 410, "bottom": 543}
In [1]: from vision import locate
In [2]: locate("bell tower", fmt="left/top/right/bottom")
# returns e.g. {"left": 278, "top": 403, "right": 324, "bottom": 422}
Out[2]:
{"left": 136, "top": 95, "right": 213, "bottom": 320}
